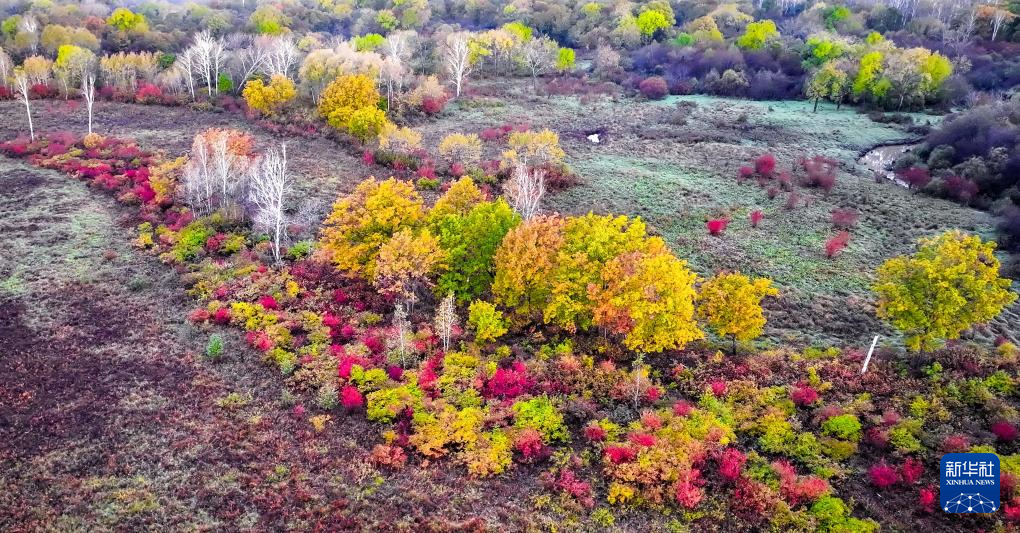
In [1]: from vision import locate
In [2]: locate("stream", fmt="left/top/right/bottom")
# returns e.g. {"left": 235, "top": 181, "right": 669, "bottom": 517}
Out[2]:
{"left": 858, "top": 142, "right": 920, "bottom": 188}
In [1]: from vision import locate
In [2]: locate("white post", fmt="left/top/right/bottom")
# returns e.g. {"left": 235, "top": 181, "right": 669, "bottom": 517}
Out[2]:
{"left": 860, "top": 335, "right": 879, "bottom": 374}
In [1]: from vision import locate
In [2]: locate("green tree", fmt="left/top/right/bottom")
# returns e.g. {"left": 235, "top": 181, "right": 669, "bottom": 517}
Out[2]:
{"left": 874, "top": 231, "right": 1017, "bottom": 353}
{"left": 806, "top": 61, "right": 849, "bottom": 112}
{"left": 432, "top": 198, "right": 521, "bottom": 303}
{"left": 736, "top": 20, "right": 779, "bottom": 50}
{"left": 556, "top": 47, "right": 576, "bottom": 73}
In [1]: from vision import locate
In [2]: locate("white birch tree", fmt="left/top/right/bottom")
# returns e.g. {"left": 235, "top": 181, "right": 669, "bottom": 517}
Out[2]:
{"left": 13, "top": 69, "right": 34, "bottom": 141}
{"left": 249, "top": 144, "right": 290, "bottom": 264}
{"left": 444, "top": 31, "right": 473, "bottom": 98}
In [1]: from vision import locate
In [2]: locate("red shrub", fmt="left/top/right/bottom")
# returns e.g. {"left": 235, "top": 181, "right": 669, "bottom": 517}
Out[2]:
{"left": 674, "top": 472, "right": 703, "bottom": 509}
{"left": 825, "top": 231, "right": 851, "bottom": 259}
{"left": 942, "top": 434, "right": 970, "bottom": 453}
{"left": 640, "top": 411, "right": 663, "bottom": 430}
{"left": 341, "top": 385, "right": 364, "bottom": 410}
{"left": 801, "top": 156, "right": 838, "bottom": 193}
{"left": 869, "top": 462, "right": 899, "bottom": 489}
{"left": 644, "top": 386, "right": 662, "bottom": 402}
{"left": 479, "top": 127, "right": 504, "bottom": 142}
{"left": 738, "top": 165, "right": 754, "bottom": 180}
{"left": 749, "top": 210, "right": 764, "bottom": 228}
{"left": 901, "top": 458, "right": 924, "bottom": 484}
{"left": 706, "top": 218, "right": 729, "bottom": 236}
{"left": 339, "top": 324, "right": 356, "bottom": 339}
{"left": 766, "top": 186, "right": 780, "bottom": 199}
{"left": 259, "top": 295, "right": 279, "bottom": 310}
{"left": 246, "top": 331, "right": 273, "bottom": 352}
{"left": 897, "top": 167, "right": 931, "bottom": 190}
{"left": 1006, "top": 496, "right": 1020, "bottom": 522}
{"left": 605, "top": 446, "right": 636, "bottom": 464}
{"left": 0, "top": 86, "right": 11, "bottom": 99}
{"left": 918, "top": 487, "right": 936, "bottom": 513}
{"left": 710, "top": 380, "right": 727, "bottom": 397}
{"left": 362, "top": 150, "right": 375, "bottom": 165}
{"left": 386, "top": 365, "right": 404, "bottom": 381}
{"left": 755, "top": 153, "right": 776, "bottom": 177}
{"left": 450, "top": 162, "right": 466, "bottom": 176}
{"left": 638, "top": 76, "right": 668, "bottom": 99}
{"left": 993, "top": 420, "right": 1019, "bottom": 442}
{"left": 189, "top": 308, "right": 211, "bottom": 323}
{"left": 732, "top": 478, "right": 775, "bottom": 521}
{"left": 369, "top": 443, "right": 408, "bottom": 469}
{"left": 584, "top": 422, "right": 607, "bottom": 442}
{"left": 135, "top": 83, "right": 163, "bottom": 104}
{"left": 421, "top": 95, "right": 446, "bottom": 115}
{"left": 550, "top": 469, "right": 594, "bottom": 508}
{"left": 718, "top": 448, "right": 746, "bottom": 482}
{"left": 831, "top": 208, "right": 859, "bottom": 229}
{"left": 292, "top": 404, "right": 306, "bottom": 418}
{"left": 673, "top": 401, "right": 693, "bottom": 417}
{"left": 485, "top": 361, "right": 534, "bottom": 399}
{"left": 943, "top": 175, "right": 979, "bottom": 202}
{"left": 213, "top": 307, "right": 231, "bottom": 324}
{"left": 363, "top": 335, "right": 385, "bottom": 355}
{"left": 865, "top": 427, "right": 890, "bottom": 449}
{"left": 790, "top": 383, "right": 819, "bottom": 406}
{"left": 29, "top": 83, "right": 55, "bottom": 99}
{"left": 515, "top": 428, "right": 545, "bottom": 460}
{"left": 1003, "top": 472, "right": 1019, "bottom": 499}
{"left": 784, "top": 191, "right": 801, "bottom": 209}
{"left": 628, "top": 432, "right": 657, "bottom": 447}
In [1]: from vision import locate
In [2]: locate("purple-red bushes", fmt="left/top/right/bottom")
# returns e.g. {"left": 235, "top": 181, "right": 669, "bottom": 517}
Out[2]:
{"left": 943, "top": 175, "right": 979, "bottom": 202}
{"left": 638, "top": 76, "right": 669, "bottom": 99}
{"left": 898, "top": 167, "right": 932, "bottom": 190}
{"left": 825, "top": 231, "right": 851, "bottom": 258}
{"left": 718, "top": 448, "right": 746, "bottom": 482}
{"left": 993, "top": 420, "right": 1019, "bottom": 442}
{"left": 135, "top": 83, "right": 164, "bottom": 104}
{"left": 341, "top": 385, "right": 365, "bottom": 410}
{"left": 869, "top": 462, "right": 900, "bottom": 489}
{"left": 738, "top": 165, "right": 754, "bottom": 180}
{"left": 901, "top": 458, "right": 924, "bottom": 485}
{"left": 749, "top": 210, "right": 764, "bottom": 227}
{"left": 790, "top": 383, "right": 819, "bottom": 406}
{"left": 831, "top": 208, "right": 859, "bottom": 229}
{"left": 801, "top": 156, "right": 838, "bottom": 193}
{"left": 706, "top": 218, "right": 729, "bottom": 236}
{"left": 755, "top": 153, "right": 776, "bottom": 177}
{"left": 484, "top": 361, "right": 533, "bottom": 399}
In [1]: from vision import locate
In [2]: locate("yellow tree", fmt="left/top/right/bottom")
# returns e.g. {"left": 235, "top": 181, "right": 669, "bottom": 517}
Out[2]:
{"left": 875, "top": 230, "right": 1016, "bottom": 353}
{"left": 543, "top": 214, "right": 650, "bottom": 332}
{"left": 492, "top": 215, "right": 565, "bottom": 319}
{"left": 242, "top": 74, "right": 297, "bottom": 116}
{"left": 374, "top": 228, "right": 445, "bottom": 303}
{"left": 697, "top": 272, "right": 779, "bottom": 354}
{"left": 317, "top": 177, "right": 425, "bottom": 278}
{"left": 591, "top": 243, "right": 702, "bottom": 353}
{"left": 428, "top": 176, "right": 485, "bottom": 220}
{"left": 318, "top": 73, "right": 381, "bottom": 131}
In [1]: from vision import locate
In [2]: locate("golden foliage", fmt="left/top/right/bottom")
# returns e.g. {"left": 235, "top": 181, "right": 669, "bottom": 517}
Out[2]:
{"left": 317, "top": 177, "right": 424, "bottom": 277}
{"left": 875, "top": 230, "right": 1016, "bottom": 352}
{"left": 438, "top": 133, "right": 483, "bottom": 166}
{"left": 318, "top": 73, "right": 381, "bottom": 130}
{"left": 697, "top": 271, "right": 778, "bottom": 347}
{"left": 242, "top": 74, "right": 297, "bottom": 116}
